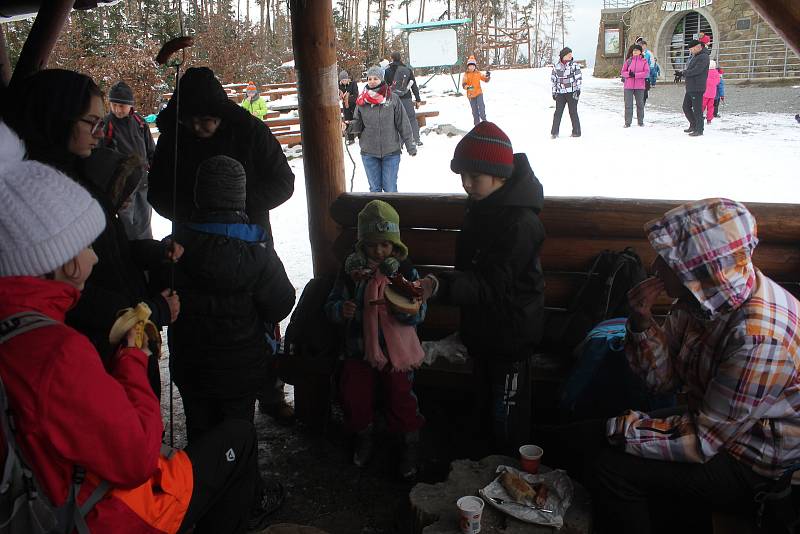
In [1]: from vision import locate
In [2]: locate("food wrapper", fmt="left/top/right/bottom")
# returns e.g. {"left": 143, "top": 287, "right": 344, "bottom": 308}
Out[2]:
{"left": 480, "top": 465, "right": 573, "bottom": 528}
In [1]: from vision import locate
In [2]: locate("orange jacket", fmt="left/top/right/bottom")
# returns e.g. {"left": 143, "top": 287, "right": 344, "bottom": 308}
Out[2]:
{"left": 462, "top": 70, "right": 489, "bottom": 99}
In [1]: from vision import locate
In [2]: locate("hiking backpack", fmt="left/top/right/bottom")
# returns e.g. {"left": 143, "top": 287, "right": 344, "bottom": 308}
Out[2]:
{"left": 391, "top": 65, "right": 413, "bottom": 98}
{"left": 544, "top": 247, "right": 647, "bottom": 353}
{"left": 0, "top": 312, "right": 109, "bottom": 534}
{"left": 559, "top": 318, "right": 675, "bottom": 422}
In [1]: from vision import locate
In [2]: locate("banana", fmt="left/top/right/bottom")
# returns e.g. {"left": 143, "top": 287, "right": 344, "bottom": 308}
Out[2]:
{"left": 108, "top": 302, "right": 162, "bottom": 356}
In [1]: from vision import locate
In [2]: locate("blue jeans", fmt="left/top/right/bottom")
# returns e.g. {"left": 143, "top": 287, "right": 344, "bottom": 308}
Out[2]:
{"left": 361, "top": 153, "right": 401, "bottom": 192}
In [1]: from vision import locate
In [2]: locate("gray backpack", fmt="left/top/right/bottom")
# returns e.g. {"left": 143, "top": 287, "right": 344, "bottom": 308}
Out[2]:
{"left": 0, "top": 312, "right": 109, "bottom": 534}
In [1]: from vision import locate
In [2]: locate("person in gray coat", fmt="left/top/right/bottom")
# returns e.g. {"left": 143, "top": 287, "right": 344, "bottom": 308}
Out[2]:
{"left": 679, "top": 40, "right": 710, "bottom": 136}
{"left": 347, "top": 65, "right": 416, "bottom": 192}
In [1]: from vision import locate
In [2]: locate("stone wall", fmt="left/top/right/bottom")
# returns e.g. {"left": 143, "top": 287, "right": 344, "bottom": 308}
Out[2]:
{"left": 593, "top": 0, "right": 792, "bottom": 79}
{"left": 593, "top": 9, "right": 627, "bottom": 78}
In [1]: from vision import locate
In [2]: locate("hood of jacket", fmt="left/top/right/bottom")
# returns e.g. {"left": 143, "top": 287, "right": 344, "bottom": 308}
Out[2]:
{"left": 471, "top": 153, "right": 544, "bottom": 214}
{"left": 645, "top": 198, "right": 758, "bottom": 319}
{"left": 156, "top": 67, "right": 252, "bottom": 134}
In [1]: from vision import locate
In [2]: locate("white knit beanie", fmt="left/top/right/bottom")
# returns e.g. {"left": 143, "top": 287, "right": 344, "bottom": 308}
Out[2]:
{"left": 0, "top": 122, "right": 106, "bottom": 277}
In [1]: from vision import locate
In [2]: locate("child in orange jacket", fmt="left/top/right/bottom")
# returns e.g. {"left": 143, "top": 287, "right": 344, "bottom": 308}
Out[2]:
{"left": 462, "top": 55, "right": 490, "bottom": 125}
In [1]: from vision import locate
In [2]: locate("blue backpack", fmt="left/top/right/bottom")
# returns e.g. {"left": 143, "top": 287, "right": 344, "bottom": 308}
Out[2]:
{"left": 560, "top": 318, "right": 675, "bottom": 423}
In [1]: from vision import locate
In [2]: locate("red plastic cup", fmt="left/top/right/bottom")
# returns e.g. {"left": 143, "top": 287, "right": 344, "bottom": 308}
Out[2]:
{"left": 519, "top": 444, "right": 543, "bottom": 474}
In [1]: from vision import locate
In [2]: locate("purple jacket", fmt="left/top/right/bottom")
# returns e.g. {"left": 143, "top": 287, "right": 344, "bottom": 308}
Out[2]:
{"left": 621, "top": 56, "right": 650, "bottom": 90}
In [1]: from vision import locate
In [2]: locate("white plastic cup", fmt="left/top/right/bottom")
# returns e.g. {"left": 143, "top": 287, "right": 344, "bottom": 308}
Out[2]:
{"left": 456, "top": 495, "right": 485, "bottom": 533}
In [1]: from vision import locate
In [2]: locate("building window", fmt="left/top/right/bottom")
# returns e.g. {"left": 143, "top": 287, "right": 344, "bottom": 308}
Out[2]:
{"left": 604, "top": 26, "right": 622, "bottom": 56}
{"left": 736, "top": 18, "right": 751, "bottom": 31}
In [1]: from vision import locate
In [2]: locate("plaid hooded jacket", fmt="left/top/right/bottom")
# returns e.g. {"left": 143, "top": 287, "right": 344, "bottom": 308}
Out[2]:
{"left": 608, "top": 198, "right": 800, "bottom": 480}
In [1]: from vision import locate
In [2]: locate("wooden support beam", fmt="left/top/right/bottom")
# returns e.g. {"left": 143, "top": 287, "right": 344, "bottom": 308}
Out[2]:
{"left": 290, "top": 0, "right": 345, "bottom": 276}
{"left": 0, "top": 24, "right": 11, "bottom": 87}
{"left": 10, "top": 0, "right": 73, "bottom": 85}
{"left": 748, "top": 0, "right": 800, "bottom": 57}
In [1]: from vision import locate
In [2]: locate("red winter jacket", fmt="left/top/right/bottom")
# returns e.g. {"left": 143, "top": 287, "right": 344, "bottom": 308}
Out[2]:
{"left": 0, "top": 277, "right": 192, "bottom": 533}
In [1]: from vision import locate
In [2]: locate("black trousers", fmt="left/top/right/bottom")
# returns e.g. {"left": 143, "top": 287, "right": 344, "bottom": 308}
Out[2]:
{"left": 536, "top": 417, "right": 772, "bottom": 534}
{"left": 551, "top": 93, "right": 581, "bottom": 136}
{"left": 683, "top": 91, "right": 705, "bottom": 132}
{"left": 178, "top": 419, "right": 259, "bottom": 534}
{"left": 181, "top": 392, "right": 257, "bottom": 444}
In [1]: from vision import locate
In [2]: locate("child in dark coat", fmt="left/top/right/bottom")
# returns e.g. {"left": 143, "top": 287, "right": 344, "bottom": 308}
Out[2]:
{"left": 325, "top": 200, "right": 436, "bottom": 480}
{"left": 168, "top": 155, "right": 295, "bottom": 529}
{"left": 435, "top": 121, "right": 546, "bottom": 455}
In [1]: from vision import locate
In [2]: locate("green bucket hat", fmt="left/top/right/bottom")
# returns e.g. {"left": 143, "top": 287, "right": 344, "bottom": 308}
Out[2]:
{"left": 356, "top": 200, "right": 408, "bottom": 260}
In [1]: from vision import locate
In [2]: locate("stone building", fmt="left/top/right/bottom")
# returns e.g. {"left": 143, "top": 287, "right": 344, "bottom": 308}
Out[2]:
{"left": 594, "top": 0, "right": 800, "bottom": 80}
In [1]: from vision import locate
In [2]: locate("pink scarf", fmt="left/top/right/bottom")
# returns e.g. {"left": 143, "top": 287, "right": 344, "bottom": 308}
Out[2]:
{"left": 356, "top": 82, "right": 391, "bottom": 106}
{"left": 362, "top": 272, "right": 424, "bottom": 372}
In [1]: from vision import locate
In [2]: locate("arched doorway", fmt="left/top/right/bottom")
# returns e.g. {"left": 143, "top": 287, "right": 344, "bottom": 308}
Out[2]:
{"left": 668, "top": 11, "right": 713, "bottom": 71}
{"left": 654, "top": 8, "right": 717, "bottom": 79}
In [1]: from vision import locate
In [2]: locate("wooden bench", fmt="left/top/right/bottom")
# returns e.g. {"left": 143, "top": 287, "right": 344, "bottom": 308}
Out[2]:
{"left": 286, "top": 194, "right": 800, "bottom": 431}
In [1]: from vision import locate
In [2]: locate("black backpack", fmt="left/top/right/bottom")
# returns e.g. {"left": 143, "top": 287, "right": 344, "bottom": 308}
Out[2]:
{"left": 545, "top": 247, "right": 647, "bottom": 354}
{"left": 391, "top": 65, "right": 413, "bottom": 98}
{"left": 0, "top": 312, "right": 109, "bottom": 534}
{"left": 282, "top": 276, "right": 341, "bottom": 360}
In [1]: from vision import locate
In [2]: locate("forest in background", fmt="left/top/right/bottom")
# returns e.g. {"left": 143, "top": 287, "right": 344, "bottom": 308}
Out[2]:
{"left": 4, "top": 0, "right": 572, "bottom": 115}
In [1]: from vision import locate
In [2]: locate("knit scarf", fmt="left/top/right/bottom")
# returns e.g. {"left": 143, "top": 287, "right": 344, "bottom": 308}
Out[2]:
{"left": 362, "top": 272, "right": 424, "bottom": 372}
{"left": 356, "top": 82, "right": 391, "bottom": 106}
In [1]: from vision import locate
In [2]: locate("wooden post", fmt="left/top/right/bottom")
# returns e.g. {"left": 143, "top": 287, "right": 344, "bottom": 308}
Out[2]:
{"left": 747, "top": 0, "right": 800, "bottom": 57}
{"left": 9, "top": 0, "right": 73, "bottom": 85}
{"left": 0, "top": 24, "right": 11, "bottom": 88}
{"left": 289, "top": 0, "right": 346, "bottom": 277}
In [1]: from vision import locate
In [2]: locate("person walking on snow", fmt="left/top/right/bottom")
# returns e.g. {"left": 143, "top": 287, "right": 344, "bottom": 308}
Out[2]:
{"left": 339, "top": 70, "right": 359, "bottom": 145}
{"left": 550, "top": 47, "right": 582, "bottom": 138}
{"left": 714, "top": 67, "right": 726, "bottom": 118}
{"left": 240, "top": 81, "right": 269, "bottom": 120}
{"left": 678, "top": 39, "right": 710, "bottom": 136}
{"left": 621, "top": 44, "right": 650, "bottom": 128}
{"left": 347, "top": 66, "right": 417, "bottom": 192}
{"left": 462, "top": 55, "right": 490, "bottom": 125}
{"left": 703, "top": 60, "right": 721, "bottom": 124}
{"left": 384, "top": 51, "right": 424, "bottom": 146}
{"left": 650, "top": 58, "right": 661, "bottom": 87}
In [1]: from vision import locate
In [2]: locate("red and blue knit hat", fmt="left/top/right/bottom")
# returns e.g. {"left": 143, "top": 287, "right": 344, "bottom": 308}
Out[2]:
{"left": 450, "top": 121, "right": 514, "bottom": 179}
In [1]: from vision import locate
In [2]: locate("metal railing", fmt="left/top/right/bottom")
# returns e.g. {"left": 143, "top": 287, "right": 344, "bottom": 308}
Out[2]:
{"left": 661, "top": 37, "right": 800, "bottom": 80}
{"left": 602, "top": 0, "right": 647, "bottom": 9}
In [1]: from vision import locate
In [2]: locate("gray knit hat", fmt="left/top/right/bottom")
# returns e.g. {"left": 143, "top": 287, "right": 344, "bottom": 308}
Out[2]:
{"left": 339, "top": 70, "right": 350, "bottom": 81}
{"left": 109, "top": 81, "right": 135, "bottom": 105}
{"left": 0, "top": 122, "right": 106, "bottom": 277}
{"left": 194, "top": 155, "right": 247, "bottom": 211}
{"left": 366, "top": 65, "right": 384, "bottom": 81}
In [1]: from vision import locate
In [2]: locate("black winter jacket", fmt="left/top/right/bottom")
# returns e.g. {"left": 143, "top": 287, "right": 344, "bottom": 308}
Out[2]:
{"left": 168, "top": 213, "right": 295, "bottom": 398}
{"left": 683, "top": 47, "right": 710, "bottom": 93}
{"left": 149, "top": 96, "right": 294, "bottom": 235}
{"left": 444, "top": 153, "right": 545, "bottom": 361}
{"left": 65, "top": 151, "right": 172, "bottom": 364}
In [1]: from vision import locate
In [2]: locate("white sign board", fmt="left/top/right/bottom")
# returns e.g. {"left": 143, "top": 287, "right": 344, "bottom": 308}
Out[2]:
{"left": 408, "top": 28, "right": 459, "bottom": 68}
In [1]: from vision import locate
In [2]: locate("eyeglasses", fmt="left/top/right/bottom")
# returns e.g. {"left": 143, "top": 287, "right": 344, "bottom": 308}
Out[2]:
{"left": 78, "top": 117, "right": 106, "bottom": 135}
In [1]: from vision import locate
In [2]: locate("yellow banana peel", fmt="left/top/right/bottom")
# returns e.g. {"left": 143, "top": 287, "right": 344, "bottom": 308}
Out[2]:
{"left": 108, "top": 302, "right": 162, "bottom": 356}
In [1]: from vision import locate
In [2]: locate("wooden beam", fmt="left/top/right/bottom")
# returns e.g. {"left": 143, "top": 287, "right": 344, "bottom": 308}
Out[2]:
{"left": 10, "top": 0, "right": 73, "bottom": 85}
{"left": 748, "top": 0, "right": 800, "bottom": 57}
{"left": 0, "top": 24, "right": 11, "bottom": 87}
{"left": 290, "top": 0, "right": 346, "bottom": 276}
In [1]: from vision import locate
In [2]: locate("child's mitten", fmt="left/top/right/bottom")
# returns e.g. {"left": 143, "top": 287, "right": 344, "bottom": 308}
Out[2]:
{"left": 345, "top": 251, "right": 368, "bottom": 274}
{"left": 379, "top": 257, "right": 400, "bottom": 276}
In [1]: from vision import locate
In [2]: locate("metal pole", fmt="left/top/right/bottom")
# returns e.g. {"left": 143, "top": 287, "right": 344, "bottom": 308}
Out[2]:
{"left": 784, "top": 44, "right": 789, "bottom": 77}
{"left": 0, "top": 24, "right": 11, "bottom": 88}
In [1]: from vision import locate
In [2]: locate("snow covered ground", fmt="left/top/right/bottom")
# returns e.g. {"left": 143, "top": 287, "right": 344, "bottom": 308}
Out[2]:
{"left": 153, "top": 67, "right": 800, "bottom": 300}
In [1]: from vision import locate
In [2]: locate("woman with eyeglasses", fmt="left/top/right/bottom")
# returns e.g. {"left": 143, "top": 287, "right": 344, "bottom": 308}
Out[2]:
{"left": 1, "top": 69, "right": 181, "bottom": 397}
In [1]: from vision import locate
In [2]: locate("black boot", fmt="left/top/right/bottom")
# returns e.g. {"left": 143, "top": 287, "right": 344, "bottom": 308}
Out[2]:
{"left": 399, "top": 431, "right": 420, "bottom": 481}
{"left": 353, "top": 424, "right": 374, "bottom": 468}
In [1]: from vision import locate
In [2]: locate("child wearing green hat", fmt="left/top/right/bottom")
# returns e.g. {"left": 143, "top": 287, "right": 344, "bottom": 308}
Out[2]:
{"left": 325, "top": 200, "right": 437, "bottom": 480}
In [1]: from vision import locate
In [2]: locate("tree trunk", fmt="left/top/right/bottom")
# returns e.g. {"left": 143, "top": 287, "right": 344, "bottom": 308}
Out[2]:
{"left": 289, "top": 0, "right": 346, "bottom": 276}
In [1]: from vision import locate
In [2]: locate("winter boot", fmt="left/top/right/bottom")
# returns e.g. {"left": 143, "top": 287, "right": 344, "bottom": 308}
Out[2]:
{"left": 353, "top": 424, "right": 374, "bottom": 468}
{"left": 399, "top": 431, "right": 420, "bottom": 481}
{"left": 247, "top": 479, "right": 285, "bottom": 531}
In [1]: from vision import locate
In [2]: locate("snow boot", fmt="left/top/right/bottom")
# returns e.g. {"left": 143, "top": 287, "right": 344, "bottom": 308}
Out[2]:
{"left": 353, "top": 424, "right": 374, "bottom": 467}
{"left": 399, "top": 431, "right": 420, "bottom": 481}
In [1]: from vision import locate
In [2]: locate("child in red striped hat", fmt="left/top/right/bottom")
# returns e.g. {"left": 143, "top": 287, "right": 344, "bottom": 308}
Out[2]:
{"left": 434, "top": 121, "right": 546, "bottom": 455}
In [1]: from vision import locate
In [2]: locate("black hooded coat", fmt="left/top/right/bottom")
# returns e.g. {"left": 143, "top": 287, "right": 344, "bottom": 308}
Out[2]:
{"left": 148, "top": 67, "right": 294, "bottom": 234}
{"left": 445, "top": 153, "right": 546, "bottom": 361}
